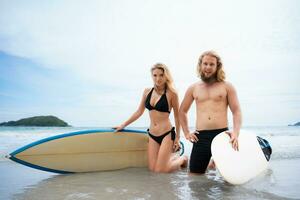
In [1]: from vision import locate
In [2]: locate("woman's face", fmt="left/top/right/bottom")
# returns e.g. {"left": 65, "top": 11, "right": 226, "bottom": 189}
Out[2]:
{"left": 152, "top": 68, "right": 166, "bottom": 87}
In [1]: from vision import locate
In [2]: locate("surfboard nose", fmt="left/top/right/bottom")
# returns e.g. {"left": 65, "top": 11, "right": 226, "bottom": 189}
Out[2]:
{"left": 5, "top": 154, "right": 11, "bottom": 159}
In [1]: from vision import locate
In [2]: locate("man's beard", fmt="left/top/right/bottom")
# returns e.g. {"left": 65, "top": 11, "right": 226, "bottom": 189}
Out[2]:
{"left": 200, "top": 71, "right": 217, "bottom": 83}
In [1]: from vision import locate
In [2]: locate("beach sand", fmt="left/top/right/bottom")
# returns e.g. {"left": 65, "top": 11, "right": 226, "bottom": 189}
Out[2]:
{"left": 1, "top": 158, "right": 299, "bottom": 200}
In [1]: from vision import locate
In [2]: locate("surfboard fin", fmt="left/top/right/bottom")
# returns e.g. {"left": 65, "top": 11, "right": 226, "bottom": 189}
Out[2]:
{"left": 257, "top": 136, "right": 272, "bottom": 161}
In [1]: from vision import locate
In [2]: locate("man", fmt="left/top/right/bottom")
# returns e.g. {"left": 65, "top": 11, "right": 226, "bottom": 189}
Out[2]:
{"left": 179, "top": 51, "right": 242, "bottom": 174}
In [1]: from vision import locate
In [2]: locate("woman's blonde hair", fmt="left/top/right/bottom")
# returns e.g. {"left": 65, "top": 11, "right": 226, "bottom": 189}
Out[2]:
{"left": 197, "top": 51, "right": 226, "bottom": 82}
{"left": 151, "top": 63, "right": 176, "bottom": 93}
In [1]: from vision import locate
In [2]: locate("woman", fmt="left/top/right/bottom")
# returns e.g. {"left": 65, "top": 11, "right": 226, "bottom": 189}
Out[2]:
{"left": 114, "top": 63, "right": 188, "bottom": 173}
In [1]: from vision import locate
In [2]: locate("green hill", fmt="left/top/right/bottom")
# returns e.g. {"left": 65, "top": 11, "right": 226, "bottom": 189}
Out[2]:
{"left": 0, "top": 116, "right": 69, "bottom": 127}
{"left": 293, "top": 122, "right": 300, "bottom": 126}
{"left": 288, "top": 121, "right": 300, "bottom": 126}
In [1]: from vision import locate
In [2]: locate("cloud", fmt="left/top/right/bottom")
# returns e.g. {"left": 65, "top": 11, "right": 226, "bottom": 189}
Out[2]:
{"left": 0, "top": 0, "right": 300, "bottom": 125}
{"left": 1, "top": 1, "right": 298, "bottom": 80}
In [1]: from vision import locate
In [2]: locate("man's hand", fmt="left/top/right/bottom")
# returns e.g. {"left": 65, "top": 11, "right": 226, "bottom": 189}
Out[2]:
{"left": 185, "top": 131, "right": 199, "bottom": 143}
{"left": 225, "top": 131, "right": 239, "bottom": 151}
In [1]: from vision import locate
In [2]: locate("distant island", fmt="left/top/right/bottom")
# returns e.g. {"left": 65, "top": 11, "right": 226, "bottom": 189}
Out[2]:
{"left": 288, "top": 122, "right": 300, "bottom": 126}
{"left": 0, "top": 116, "right": 70, "bottom": 127}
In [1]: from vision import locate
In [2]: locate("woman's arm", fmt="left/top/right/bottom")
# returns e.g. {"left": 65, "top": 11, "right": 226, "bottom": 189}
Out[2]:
{"left": 114, "top": 89, "right": 148, "bottom": 131}
{"left": 171, "top": 91, "right": 181, "bottom": 140}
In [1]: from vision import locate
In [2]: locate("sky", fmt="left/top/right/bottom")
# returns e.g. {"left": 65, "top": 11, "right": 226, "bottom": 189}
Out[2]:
{"left": 0, "top": 0, "right": 299, "bottom": 127}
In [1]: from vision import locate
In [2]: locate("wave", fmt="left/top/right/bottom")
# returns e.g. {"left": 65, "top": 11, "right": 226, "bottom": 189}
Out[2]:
{"left": 1, "top": 126, "right": 300, "bottom": 161}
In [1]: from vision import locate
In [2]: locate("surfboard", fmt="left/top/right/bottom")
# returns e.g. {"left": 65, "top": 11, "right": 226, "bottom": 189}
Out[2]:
{"left": 7, "top": 129, "right": 150, "bottom": 173}
{"left": 211, "top": 130, "right": 272, "bottom": 185}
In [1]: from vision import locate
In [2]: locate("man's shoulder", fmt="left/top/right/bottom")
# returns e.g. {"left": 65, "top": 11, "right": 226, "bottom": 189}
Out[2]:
{"left": 188, "top": 81, "right": 203, "bottom": 89}
{"left": 222, "top": 81, "right": 234, "bottom": 87}
{"left": 220, "top": 81, "right": 236, "bottom": 92}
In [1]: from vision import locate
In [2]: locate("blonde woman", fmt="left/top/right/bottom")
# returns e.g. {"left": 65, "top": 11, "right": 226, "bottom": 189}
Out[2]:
{"left": 115, "top": 63, "right": 188, "bottom": 173}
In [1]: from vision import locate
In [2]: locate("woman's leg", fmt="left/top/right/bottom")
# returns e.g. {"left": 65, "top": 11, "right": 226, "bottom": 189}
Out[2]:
{"left": 154, "top": 135, "right": 188, "bottom": 173}
{"left": 147, "top": 137, "right": 160, "bottom": 172}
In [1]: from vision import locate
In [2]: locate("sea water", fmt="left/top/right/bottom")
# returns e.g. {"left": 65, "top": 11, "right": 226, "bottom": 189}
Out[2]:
{"left": 0, "top": 126, "right": 299, "bottom": 199}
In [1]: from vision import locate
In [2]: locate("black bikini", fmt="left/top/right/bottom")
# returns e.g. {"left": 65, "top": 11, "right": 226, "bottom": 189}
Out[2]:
{"left": 145, "top": 88, "right": 170, "bottom": 113}
{"left": 145, "top": 87, "right": 174, "bottom": 144}
{"left": 147, "top": 127, "right": 176, "bottom": 145}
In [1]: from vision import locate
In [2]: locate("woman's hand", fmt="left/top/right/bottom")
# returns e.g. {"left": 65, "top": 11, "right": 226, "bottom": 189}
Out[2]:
{"left": 113, "top": 124, "right": 125, "bottom": 132}
{"left": 173, "top": 138, "right": 181, "bottom": 152}
{"left": 225, "top": 131, "right": 239, "bottom": 151}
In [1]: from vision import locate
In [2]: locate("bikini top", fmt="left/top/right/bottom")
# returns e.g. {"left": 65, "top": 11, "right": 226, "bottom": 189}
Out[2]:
{"left": 145, "top": 88, "right": 170, "bottom": 113}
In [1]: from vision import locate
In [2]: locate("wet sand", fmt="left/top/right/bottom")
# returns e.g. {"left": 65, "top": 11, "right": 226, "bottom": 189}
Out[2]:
{"left": 1, "top": 158, "right": 299, "bottom": 200}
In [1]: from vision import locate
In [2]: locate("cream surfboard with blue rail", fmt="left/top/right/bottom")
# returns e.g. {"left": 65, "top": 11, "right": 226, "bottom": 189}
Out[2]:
{"left": 7, "top": 129, "right": 151, "bottom": 173}
{"left": 211, "top": 130, "right": 272, "bottom": 185}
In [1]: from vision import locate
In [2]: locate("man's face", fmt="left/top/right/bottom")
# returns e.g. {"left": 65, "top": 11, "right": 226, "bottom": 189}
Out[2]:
{"left": 200, "top": 55, "right": 218, "bottom": 82}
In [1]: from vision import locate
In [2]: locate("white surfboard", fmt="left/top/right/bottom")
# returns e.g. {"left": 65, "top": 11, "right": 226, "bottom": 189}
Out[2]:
{"left": 7, "top": 129, "right": 149, "bottom": 173}
{"left": 211, "top": 131, "right": 271, "bottom": 185}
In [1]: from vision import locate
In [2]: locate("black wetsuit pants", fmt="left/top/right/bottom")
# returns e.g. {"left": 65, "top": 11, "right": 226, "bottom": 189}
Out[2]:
{"left": 189, "top": 127, "right": 228, "bottom": 173}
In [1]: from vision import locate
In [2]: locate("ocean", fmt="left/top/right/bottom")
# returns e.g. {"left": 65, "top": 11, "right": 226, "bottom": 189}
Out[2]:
{"left": 0, "top": 126, "right": 299, "bottom": 200}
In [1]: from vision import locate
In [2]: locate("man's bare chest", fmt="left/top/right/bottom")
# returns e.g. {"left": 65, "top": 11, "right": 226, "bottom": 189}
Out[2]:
{"left": 194, "top": 85, "right": 227, "bottom": 103}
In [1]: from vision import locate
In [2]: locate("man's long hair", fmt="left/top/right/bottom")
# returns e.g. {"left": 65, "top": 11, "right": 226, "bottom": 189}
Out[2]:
{"left": 197, "top": 51, "right": 226, "bottom": 82}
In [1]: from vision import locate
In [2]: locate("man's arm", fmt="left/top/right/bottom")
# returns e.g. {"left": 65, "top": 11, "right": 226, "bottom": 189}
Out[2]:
{"left": 179, "top": 85, "right": 198, "bottom": 142}
{"left": 226, "top": 82, "right": 242, "bottom": 150}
